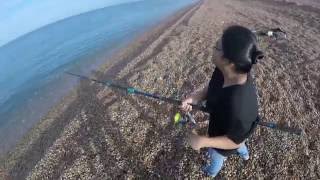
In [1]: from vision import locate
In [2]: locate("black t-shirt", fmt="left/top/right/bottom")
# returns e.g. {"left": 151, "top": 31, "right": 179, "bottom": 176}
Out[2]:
{"left": 205, "top": 68, "right": 259, "bottom": 156}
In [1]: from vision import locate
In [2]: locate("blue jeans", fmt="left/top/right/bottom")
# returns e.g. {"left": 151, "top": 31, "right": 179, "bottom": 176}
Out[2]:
{"left": 203, "top": 144, "right": 249, "bottom": 177}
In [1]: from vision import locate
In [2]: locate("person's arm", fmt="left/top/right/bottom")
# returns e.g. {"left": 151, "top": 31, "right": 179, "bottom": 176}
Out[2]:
{"left": 202, "top": 136, "right": 242, "bottom": 149}
{"left": 190, "top": 85, "right": 208, "bottom": 103}
{"left": 180, "top": 84, "right": 208, "bottom": 112}
{"left": 190, "top": 135, "right": 242, "bottom": 150}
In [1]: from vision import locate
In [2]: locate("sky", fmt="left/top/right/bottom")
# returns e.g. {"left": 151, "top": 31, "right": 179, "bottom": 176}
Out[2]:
{"left": 0, "top": 0, "right": 141, "bottom": 47}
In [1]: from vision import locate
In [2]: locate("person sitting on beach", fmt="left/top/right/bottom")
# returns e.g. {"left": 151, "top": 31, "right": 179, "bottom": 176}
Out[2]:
{"left": 180, "top": 25, "right": 263, "bottom": 177}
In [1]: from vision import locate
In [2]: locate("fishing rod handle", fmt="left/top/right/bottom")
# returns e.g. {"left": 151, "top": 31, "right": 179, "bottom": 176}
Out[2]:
{"left": 133, "top": 89, "right": 207, "bottom": 111}
{"left": 258, "top": 121, "right": 302, "bottom": 135}
{"left": 275, "top": 125, "right": 302, "bottom": 136}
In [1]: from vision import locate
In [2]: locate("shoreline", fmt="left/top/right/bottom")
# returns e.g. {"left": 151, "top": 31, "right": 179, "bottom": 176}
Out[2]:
{"left": 1, "top": 0, "right": 318, "bottom": 178}
{"left": 0, "top": 1, "right": 203, "bottom": 179}
{"left": 0, "top": 1, "right": 198, "bottom": 155}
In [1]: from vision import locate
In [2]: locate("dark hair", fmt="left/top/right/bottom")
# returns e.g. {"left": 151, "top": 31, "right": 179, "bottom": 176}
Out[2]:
{"left": 221, "top": 25, "right": 264, "bottom": 73}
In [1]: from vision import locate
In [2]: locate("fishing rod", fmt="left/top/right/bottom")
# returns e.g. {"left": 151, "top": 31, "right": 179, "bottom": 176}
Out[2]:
{"left": 66, "top": 72, "right": 206, "bottom": 111}
{"left": 254, "top": 27, "right": 287, "bottom": 39}
{"left": 174, "top": 112, "right": 302, "bottom": 135}
{"left": 250, "top": 28, "right": 302, "bottom": 135}
{"left": 254, "top": 27, "right": 288, "bottom": 51}
{"left": 66, "top": 72, "right": 302, "bottom": 135}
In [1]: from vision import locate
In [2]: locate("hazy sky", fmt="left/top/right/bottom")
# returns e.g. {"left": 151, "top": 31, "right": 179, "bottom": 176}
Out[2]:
{"left": 0, "top": 0, "right": 141, "bottom": 47}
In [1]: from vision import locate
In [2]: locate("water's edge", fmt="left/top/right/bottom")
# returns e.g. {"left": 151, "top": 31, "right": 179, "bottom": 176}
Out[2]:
{"left": 0, "top": 0, "right": 198, "bottom": 156}
{"left": 0, "top": 1, "right": 201, "bottom": 167}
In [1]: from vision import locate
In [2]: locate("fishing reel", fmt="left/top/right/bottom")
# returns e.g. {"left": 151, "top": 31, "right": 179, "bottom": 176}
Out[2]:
{"left": 174, "top": 112, "right": 197, "bottom": 129}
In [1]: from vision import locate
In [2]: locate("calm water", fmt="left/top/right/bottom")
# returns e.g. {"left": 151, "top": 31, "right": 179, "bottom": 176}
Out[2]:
{"left": 0, "top": 0, "right": 197, "bottom": 154}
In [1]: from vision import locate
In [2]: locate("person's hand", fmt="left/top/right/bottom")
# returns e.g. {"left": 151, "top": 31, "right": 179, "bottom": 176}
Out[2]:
{"left": 180, "top": 97, "right": 194, "bottom": 112}
{"left": 189, "top": 133, "right": 206, "bottom": 151}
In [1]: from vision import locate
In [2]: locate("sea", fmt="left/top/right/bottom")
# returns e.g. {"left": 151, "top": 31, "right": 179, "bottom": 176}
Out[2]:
{"left": 0, "top": 0, "right": 197, "bottom": 154}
